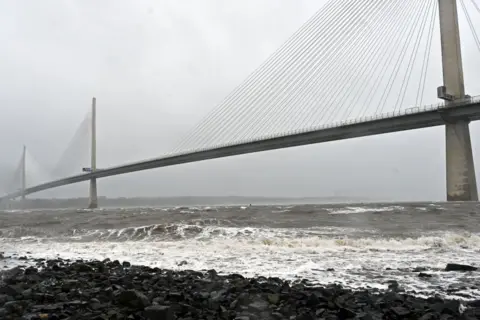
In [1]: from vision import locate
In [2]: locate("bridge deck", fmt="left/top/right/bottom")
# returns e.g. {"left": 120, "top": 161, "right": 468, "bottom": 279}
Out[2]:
{"left": 3, "top": 100, "right": 480, "bottom": 200}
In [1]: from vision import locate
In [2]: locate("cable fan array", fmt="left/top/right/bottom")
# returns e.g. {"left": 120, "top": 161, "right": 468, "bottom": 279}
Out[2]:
{"left": 170, "top": 0, "right": 440, "bottom": 155}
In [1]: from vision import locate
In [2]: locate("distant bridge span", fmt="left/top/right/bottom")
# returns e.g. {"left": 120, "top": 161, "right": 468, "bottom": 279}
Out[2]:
{"left": 2, "top": 99, "right": 480, "bottom": 201}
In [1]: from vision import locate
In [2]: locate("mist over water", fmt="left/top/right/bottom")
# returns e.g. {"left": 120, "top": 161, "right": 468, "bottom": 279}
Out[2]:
{"left": 1, "top": 202, "right": 479, "bottom": 301}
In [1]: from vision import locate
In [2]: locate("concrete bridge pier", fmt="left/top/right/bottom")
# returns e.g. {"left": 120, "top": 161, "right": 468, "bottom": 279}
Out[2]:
{"left": 438, "top": 0, "right": 478, "bottom": 201}
{"left": 20, "top": 145, "right": 27, "bottom": 209}
{"left": 88, "top": 97, "right": 98, "bottom": 209}
{"left": 21, "top": 145, "right": 26, "bottom": 200}
{"left": 88, "top": 178, "right": 98, "bottom": 209}
{"left": 445, "top": 120, "right": 478, "bottom": 201}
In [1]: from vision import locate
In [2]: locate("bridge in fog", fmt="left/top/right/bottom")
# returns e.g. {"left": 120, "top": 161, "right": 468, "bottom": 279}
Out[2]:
{"left": 2, "top": 0, "right": 480, "bottom": 206}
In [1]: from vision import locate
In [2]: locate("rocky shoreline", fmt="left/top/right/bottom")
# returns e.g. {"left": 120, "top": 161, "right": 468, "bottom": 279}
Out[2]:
{"left": 0, "top": 258, "right": 479, "bottom": 320}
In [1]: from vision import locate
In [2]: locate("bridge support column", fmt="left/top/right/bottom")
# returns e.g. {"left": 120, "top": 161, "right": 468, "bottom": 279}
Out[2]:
{"left": 438, "top": 0, "right": 478, "bottom": 201}
{"left": 20, "top": 146, "right": 27, "bottom": 210}
{"left": 445, "top": 120, "right": 478, "bottom": 201}
{"left": 88, "top": 178, "right": 98, "bottom": 209}
{"left": 88, "top": 97, "right": 98, "bottom": 209}
{"left": 20, "top": 145, "right": 27, "bottom": 207}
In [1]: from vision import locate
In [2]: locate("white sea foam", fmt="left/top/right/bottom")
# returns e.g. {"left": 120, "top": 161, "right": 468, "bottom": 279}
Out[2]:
{"left": 2, "top": 226, "right": 479, "bottom": 300}
{"left": 327, "top": 206, "right": 405, "bottom": 214}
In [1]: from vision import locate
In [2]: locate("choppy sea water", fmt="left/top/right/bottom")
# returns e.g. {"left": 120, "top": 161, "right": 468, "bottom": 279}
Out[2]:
{"left": 1, "top": 202, "right": 479, "bottom": 300}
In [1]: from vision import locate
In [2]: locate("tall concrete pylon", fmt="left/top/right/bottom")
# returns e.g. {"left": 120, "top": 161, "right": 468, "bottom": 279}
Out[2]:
{"left": 88, "top": 97, "right": 98, "bottom": 208}
{"left": 438, "top": 0, "right": 478, "bottom": 201}
{"left": 21, "top": 145, "right": 26, "bottom": 201}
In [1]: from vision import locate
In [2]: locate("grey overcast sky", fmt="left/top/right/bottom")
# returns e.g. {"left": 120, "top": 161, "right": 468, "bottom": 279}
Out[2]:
{"left": 1, "top": 0, "right": 480, "bottom": 201}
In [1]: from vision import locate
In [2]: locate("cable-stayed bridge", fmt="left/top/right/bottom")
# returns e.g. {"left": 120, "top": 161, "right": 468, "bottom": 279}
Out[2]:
{"left": 2, "top": 0, "right": 480, "bottom": 206}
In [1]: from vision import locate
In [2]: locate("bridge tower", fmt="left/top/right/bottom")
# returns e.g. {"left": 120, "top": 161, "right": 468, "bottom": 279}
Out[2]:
{"left": 20, "top": 145, "right": 26, "bottom": 201}
{"left": 438, "top": 0, "right": 478, "bottom": 201}
{"left": 88, "top": 97, "right": 98, "bottom": 209}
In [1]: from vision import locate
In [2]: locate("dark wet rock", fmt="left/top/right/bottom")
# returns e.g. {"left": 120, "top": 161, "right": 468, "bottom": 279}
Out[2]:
{"left": 248, "top": 298, "right": 269, "bottom": 312}
{"left": 386, "top": 280, "right": 402, "bottom": 291}
{"left": 110, "top": 260, "right": 121, "bottom": 267}
{"left": 468, "top": 300, "right": 480, "bottom": 307}
{"left": 0, "top": 284, "right": 23, "bottom": 297}
{"left": 445, "top": 263, "right": 477, "bottom": 272}
{"left": 1, "top": 266, "right": 24, "bottom": 284}
{"left": 177, "top": 260, "right": 188, "bottom": 266}
{"left": 389, "top": 306, "right": 410, "bottom": 317}
{"left": 418, "top": 312, "right": 438, "bottom": 320}
{"left": 267, "top": 293, "right": 280, "bottom": 304}
{"left": 3, "top": 300, "right": 24, "bottom": 313}
{"left": 144, "top": 305, "right": 174, "bottom": 320}
{"left": 419, "top": 272, "right": 433, "bottom": 278}
{"left": 116, "top": 289, "right": 150, "bottom": 309}
{"left": 72, "top": 262, "right": 94, "bottom": 272}
{"left": 24, "top": 266, "right": 37, "bottom": 275}
{"left": 0, "top": 294, "right": 13, "bottom": 305}
{"left": 21, "top": 288, "right": 32, "bottom": 299}
{"left": 0, "top": 258, "right": 477, "bottom": 319}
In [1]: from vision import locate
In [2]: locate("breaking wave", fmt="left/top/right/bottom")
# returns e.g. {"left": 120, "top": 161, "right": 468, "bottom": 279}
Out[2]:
{"left": 2, "top": 222, "right": 479, "bottom": 253}
{"left": 327, "top": 206, "right": 405, "bottom": 214}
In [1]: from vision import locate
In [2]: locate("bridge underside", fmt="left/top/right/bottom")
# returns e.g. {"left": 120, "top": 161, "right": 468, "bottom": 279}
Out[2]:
{"left": 2, "top": 102, "right": 480, "bottom": 201}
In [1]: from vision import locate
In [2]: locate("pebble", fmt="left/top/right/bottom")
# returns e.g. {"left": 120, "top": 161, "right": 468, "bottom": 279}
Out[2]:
{"left": 0, "top": 258, "right": 478, "bottom": 319}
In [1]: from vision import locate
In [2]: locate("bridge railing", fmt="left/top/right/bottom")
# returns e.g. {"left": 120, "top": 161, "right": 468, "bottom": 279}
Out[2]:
{"left": 166, "top": 95, "right": 480, "bottom": 157}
